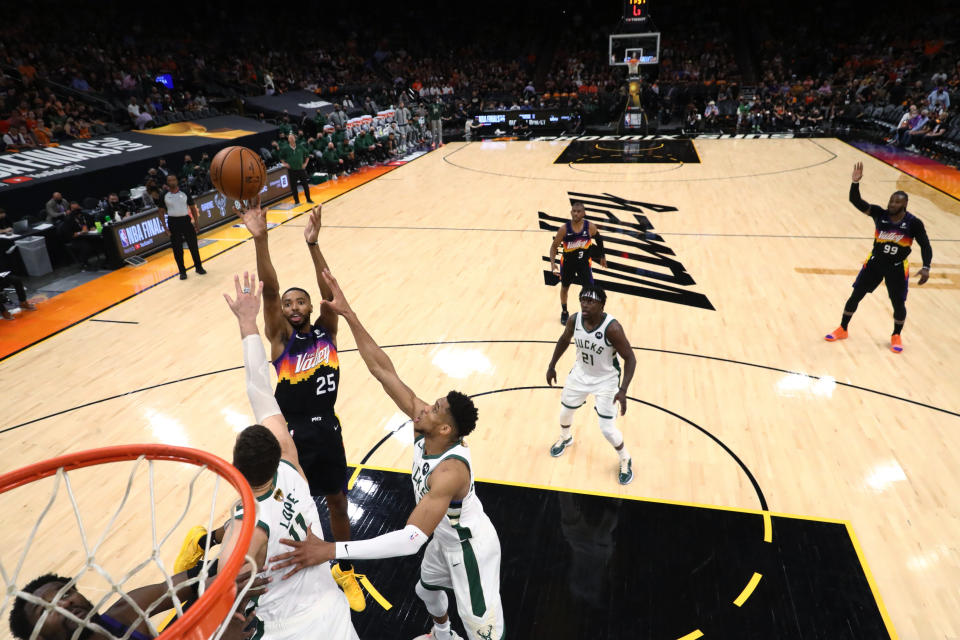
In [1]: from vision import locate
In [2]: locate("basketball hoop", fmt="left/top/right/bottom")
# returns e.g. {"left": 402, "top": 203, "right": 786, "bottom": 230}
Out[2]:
{"left": 0, "top": 445, "right": 257, "bottom": 640}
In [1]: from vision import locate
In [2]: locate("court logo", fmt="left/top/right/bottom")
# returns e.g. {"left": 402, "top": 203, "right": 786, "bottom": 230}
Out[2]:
{"left": 540, "top": 192, "right": 714, "bottom": 310}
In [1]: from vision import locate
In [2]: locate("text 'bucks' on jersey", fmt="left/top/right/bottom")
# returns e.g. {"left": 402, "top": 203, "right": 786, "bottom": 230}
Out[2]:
{"left": 572, "top": 312, "right": 620, "bottom": 384}
{"left": 411, "top": 436, "right": 492, "bottom": 548}
{"left": 233, "top": 460, "right": 338, "bottom": 621}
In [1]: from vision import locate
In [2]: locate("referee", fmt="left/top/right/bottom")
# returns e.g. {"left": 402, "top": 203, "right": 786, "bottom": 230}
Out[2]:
{"left": 279, "top": 133, "right": 314, "bottom": 205}
{"left": 159, "top": 174, "right": 206, "bottom": 280}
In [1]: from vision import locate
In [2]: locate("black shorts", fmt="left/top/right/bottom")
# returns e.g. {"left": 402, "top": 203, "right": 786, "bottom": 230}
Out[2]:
{"left": 560, "top": 254, "right": 594, "bottom": 288}
{"left": 287, "top": 413, "right": 347, "bottom": 496}
{"left": 852, "top": 259, "right": 909, "bottom": 302}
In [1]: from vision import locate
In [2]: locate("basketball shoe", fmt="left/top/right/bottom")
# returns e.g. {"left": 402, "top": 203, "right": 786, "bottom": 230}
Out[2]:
{"left": 332, "top": 563, "right": 366, "bottom": 611}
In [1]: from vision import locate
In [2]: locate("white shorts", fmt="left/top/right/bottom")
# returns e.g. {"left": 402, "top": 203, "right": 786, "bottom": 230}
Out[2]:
{"left": 260, "top": 588, "right": 358, "bottom": 640}
{"left": 560, "top": 369, "right": 619, "bottom": 419}
{"left": 419, "top": 526, "right": 504, "bottom": 640}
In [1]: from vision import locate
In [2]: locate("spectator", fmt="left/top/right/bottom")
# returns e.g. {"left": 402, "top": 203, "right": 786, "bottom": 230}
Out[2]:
{"left": 927, "top": 85, "right": 950, "bottom": 110}
{"left": 45, "top": 192, "right": 70, "bottom": 222}
{"left": 0, "top": 208, "right": 11, "bottom": 234}
{"left": 31, "top": 119, "right": 53, "bottom": 146}
{"left": 127, "top": 97, "right": 141, "bottom": 123}
{"left": 703, "top": 100, "right": 719, "bottom": 127}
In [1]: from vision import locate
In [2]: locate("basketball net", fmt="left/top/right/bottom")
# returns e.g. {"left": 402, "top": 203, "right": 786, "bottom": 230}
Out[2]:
{"left": 0, "top": 446, "right": 258, "bottom": 640}
{"left": 627, "top": 58, "right": 641, "bottom": 77}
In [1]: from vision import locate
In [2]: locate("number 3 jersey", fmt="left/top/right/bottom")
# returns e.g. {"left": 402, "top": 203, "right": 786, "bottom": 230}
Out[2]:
{"left": 233, "top": 460, "right": 338, "bottom": 621}
{"left": 273, "top": 319, "right": 339, "bottom": 420}
{"left": 571, "top": 312, "right": 620, "bottom": 385}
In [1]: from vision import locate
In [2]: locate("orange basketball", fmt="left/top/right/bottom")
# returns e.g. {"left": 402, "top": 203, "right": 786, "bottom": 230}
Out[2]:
{"left": 210, "top": 146, "right": 266, "bottom": 200}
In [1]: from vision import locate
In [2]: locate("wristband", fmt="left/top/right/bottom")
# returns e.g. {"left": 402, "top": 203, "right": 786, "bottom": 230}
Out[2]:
{"left": 307, "top": 241, "right": 318, "bottom": 246}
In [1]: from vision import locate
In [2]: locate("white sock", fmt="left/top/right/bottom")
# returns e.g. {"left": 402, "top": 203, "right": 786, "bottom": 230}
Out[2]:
{"left": 560, "top": 426, "right": 572, "bottom": 441}
{"left": 433, "top": 619, "right": 452, "bottom": 638}
{"left": 618, "top": 446, "right": 630, "bottom": 461}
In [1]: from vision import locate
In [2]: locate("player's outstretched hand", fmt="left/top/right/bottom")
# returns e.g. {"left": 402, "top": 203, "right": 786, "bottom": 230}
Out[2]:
{"left": 851, "top": 162, "right": 863, "bottom": 183}
{"left": 319, "top": 269, "right": 353, "bottom": 317}
{"left": 304, "top": 204, "right": 322, "bottom": 244}
{"left": 918, "top": 266, "right": 930, "bottom": 285}
{"left": 239, "top": 196, "right": 267, "bottom": 238}
{"left": 224, "top": 271, "right": 263, "bottom": 322}
{"left": 614, "top": 389, "right": 628, "bottom": 416}
{"left": 270, "top": 526, "right": 334, "bottom": 580}
{"left": 551, "top": 263, "right": 560, "bottom": 276}
{"left": 546, "top": 366, "right": 557, "bottom": 386}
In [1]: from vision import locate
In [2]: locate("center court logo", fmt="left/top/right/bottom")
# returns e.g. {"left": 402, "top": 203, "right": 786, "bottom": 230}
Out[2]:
{"left": 540, "top": 192, "right": 714, "bottom": 310}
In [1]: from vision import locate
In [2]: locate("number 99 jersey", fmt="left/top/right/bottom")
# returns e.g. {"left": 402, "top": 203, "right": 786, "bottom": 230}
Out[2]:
{"left": 867, "top": 209, "right": 927, "bottom": 266}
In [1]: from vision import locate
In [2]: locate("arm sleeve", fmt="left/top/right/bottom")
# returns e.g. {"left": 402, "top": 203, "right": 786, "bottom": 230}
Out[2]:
{"left": 848, "top": 182, "right": 871, "bottom": 213}
{"left": 334, "top": 524, "right": 428, "bottom": 560}
{"left": 913, "top": 218, "right": 933, "bottom": 268}
{"left": 242, "top": 335, "right": 283, "bottom": 423}
{"left": 593, "top": 231, "right": 605, "bottom": 252}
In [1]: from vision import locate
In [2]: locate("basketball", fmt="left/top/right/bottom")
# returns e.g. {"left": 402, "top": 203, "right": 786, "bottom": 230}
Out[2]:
{"left": 209, "top": 146, "right": 266, "bottom": 201}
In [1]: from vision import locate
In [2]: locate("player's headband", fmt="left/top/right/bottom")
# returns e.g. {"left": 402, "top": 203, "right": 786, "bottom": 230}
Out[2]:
{"left": 580, "top": 290, "right": 602, "bottom": 302}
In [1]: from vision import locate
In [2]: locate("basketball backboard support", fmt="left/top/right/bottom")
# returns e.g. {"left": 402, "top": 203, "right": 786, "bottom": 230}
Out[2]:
{"left": 609, "top": 33, "right": 660, "bottom": 66}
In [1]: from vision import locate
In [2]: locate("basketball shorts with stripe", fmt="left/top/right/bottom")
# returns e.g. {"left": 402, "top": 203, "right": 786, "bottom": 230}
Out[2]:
{"left": 419, "top": 524, "right": 504, "bottom": 640}
{"left": 560, "top": 370, "right": 619, "bottom": 419}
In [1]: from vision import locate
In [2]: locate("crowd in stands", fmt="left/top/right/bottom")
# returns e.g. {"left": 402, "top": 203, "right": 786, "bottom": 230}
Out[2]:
{"left": 2, "top": 1, "right": 959, "bottom": 158}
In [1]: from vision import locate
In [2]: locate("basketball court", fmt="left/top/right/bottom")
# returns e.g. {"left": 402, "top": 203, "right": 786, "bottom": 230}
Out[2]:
{"left": 1, "top": 138, "right": 959, "bottom": 639}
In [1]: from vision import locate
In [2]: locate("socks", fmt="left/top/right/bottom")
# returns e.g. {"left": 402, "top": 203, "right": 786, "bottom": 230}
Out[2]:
{"left": 840, "top": 314, "right": 851, "bottom": 330}
{"left": 339, "top": 560, "right": 353, "bottom": 572}
{"left": 560, "top": 426, "right": 572, "bottom": 442}
{"left": 618, "top": 446, "right": 630, "bottom": 462}
{"left": 893, "top": 323, "right": 903, "bottom": 336}
{"left": 433, "top": 620, "right": 452, "bottom": 639}
{"left": 561, "top": 303, "right": 568, "bottom": 312}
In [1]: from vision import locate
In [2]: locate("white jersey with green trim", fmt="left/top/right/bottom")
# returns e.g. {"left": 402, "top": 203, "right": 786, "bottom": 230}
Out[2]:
{"left": 234, "top": 459, "right": 338, "bottom": 622}
{"left": 571, "top": 312, "right": 620, "bottom": 384}
{"left": 411, "top": 435, "right": 493, "bottom": 548}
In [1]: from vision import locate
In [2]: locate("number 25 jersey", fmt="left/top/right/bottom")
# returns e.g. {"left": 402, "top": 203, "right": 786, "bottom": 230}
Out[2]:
{"left": 273, "top": 319, "right": 339, "bottom": 420}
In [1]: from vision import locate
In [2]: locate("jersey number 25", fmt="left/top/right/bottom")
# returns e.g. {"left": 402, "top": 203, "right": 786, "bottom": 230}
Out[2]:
{"left": 316, "top": 373, "right": 337, "bottom": 396}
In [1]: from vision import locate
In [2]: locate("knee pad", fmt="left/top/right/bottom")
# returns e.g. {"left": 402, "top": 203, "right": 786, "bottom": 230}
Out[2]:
{"left": 597, "top": 413, "right": 623, "bottom": 448}
{"left": 559, "top": 403, "right": 577, "bottom": 426}
{"left": 415, "top": 580, "right": 448, "bottom": 618}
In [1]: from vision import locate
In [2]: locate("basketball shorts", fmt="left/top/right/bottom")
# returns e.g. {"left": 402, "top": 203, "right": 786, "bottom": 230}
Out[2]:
{"left": 853, "top": 258, "right": 909, "bottom": 302}
{"left": 560, "top": 254, "right": 593, "bottom": 288}
{"left": 287, "top": 412, "right": 347, "bottom": 496}
{"left": 259, "top": 588, "right": 358, "bottom": 640}
{"left": 419, "top": 522, "right": 504, "bottom": 640}
{"left": 561, "top": 369, "right": 619, "bottom": 419}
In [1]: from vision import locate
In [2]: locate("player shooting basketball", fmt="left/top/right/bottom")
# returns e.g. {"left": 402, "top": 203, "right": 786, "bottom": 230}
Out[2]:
{"left": 266, "top": 269, "right": 505, "bottom": 640}
{"left": 233, "top": 199, "right": 364, "bottom": 609}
